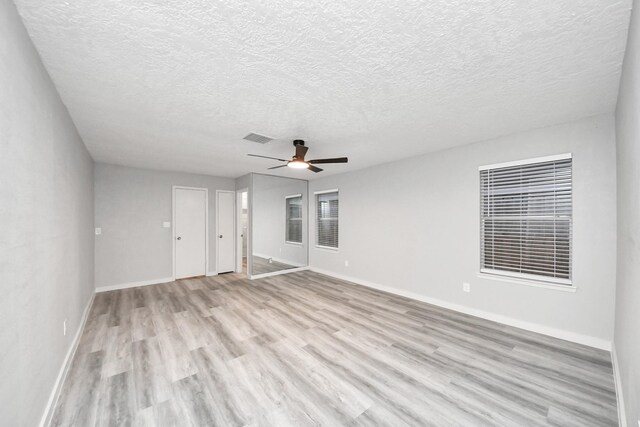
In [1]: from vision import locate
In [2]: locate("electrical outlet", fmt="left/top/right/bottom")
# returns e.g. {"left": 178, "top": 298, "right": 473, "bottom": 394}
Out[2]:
{"left": 463, "top": 282, "right": 471, "bottom": 293}
{"left": 95, "top": 227, "right": 101, "bottom": 235}
{"left": 162, "top": 221, "right": 171, "bottom": 228}
{"left": 345, "top": 260, "right": 349, "bottom": 267}
{"left": 63, "top": 320, "right": 67, "bottom": 336}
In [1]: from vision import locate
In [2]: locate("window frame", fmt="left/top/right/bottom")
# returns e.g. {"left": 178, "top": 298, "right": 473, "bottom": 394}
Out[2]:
{"left": 478, "top": 153, "right": 574, "bottom": 288}
{"left": 285, "top": 194, "right": 303, "bottom": 245}
{"left": 315, "top": 189, "right": 339, "bottom": 251}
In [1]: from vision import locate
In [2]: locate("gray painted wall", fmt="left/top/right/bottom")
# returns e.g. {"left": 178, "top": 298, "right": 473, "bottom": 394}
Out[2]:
{"left": 235, "top": 173, "right": 251, "bottom": 191}
{"left": 614, "top": 0, "right": 640, "bottom": 423}
{"left": 252, "top": 174, "right": 308, "bottom": 268}
{"left": 0, "top": 1, "right": 95, "bottom": 425}
{"left": 309, "top": 115, "right": 617, "bottom": 347}
{"left": 94, "top": 163, "right": 235, "bottom": 288}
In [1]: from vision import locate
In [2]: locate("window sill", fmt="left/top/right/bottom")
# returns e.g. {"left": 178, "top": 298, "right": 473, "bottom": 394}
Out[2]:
{"left": 285, "top": 241, "right": 302, "bottom": 246}
{"left": 477, "top": 272, "right": 577, "bottom": 292}
{"left": 315, "top": 245, "right": 339, "bottom": 252}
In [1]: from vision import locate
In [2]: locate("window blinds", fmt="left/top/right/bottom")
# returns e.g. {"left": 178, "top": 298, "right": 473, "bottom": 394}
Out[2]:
{"left": 316, "top": 191, "right": 339, "bottom": 248}
{"left": 285, "top": 195, "right": 302, "bottom": 244}
{"left": 480, "top": 155, "right": 572, "bottom": 283}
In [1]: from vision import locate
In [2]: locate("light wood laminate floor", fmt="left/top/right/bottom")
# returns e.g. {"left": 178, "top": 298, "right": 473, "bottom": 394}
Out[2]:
{"left": 52, "top": 271, "right": 618, "bottom": 426}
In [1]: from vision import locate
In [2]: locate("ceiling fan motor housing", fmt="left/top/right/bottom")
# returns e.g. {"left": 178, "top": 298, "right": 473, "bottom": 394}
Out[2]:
{"left": 293, "top": 140, "right": 306, "bottom": 160}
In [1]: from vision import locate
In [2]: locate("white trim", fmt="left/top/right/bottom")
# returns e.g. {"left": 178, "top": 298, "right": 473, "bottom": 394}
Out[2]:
{"left": 285, "top": 193, "right": 302, "bottom": 199}
{"left": 248, "top": 175, "right": 254, "bottom": 277}
{"left": 206, "top": 271, "right": 218, "bottom": 277}
{"left": 315, "top": 244, "right": 339, "bottom": 252}
{"left": 314, "top": 188, "right": 339, "bottom": 195}
{"left": 250, "top": 266, "right": 310, "bottom": 280}
{"left": 96, "top": 276, "right": 174, "bottom": 293}
{"left": 236, "top": 188, "right": 248, "bottom": 273}
{"left": 39, "top": 292, "right": 95, "bottom": 427}
{"left": 172, "top": 187, "right": 176, "bottom": 280}
{"left": 479, "top": 152, "right": 572, "bottom": 171}
{"left": 216, "top": 190, "right": 236, "bottom": 274}
{"left": 172, "top": 186, "right": 209, "bottom": 280}
{"left": 478, "top": 271, "right": 576, "bottom": 291}
{"left": 309, "top": 267, "right": 611, "bottom": 351}
{"left": 611, "top": 345, "right": 627, "bottom": 427}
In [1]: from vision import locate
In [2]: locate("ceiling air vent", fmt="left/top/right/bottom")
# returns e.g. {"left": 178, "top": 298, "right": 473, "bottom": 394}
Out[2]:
{"left": 243, "top": 132, "right": 274, "bottom": 144}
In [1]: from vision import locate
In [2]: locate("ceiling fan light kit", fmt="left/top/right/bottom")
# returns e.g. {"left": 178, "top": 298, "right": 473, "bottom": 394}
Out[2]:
{"left": 288, "top": 160, "right": 309, "bottom": 169}
{"left": 247, "top": 139, "right": 348, "bottom": 173}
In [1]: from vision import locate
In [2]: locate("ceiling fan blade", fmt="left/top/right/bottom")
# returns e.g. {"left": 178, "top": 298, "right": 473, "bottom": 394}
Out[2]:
{"left": 308, "top": 157, "right": 348, "bottom": 164}
{"left": 295, "top": 144, "right": 309, "bottom": 159}
{"left": 308, "top": 165, "right": 323, "bottom": 173}
{"left": 268, "top": 165, "right": 288, "bottom": 170}
{"left": 248, "top": 154, "right": 288, "bottom": 162}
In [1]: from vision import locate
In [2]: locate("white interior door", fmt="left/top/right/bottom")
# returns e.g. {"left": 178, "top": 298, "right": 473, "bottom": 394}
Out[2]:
{"left": 174, "top": 187, "right": 207, "bottom": 279}
{"left": 236, "top": 189, "right": 248, "bottom": 273}
{"left": 217, "top": 191, "right": 235, "bottom": 273}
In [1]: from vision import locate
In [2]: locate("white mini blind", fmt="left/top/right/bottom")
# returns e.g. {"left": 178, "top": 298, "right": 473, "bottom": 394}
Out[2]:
{"left": 316, "top": 191, "right": 339, "bottom": 248}
{"left": 285, "top": 195, "right": 303, "bottom": 244}
{"left": 480, "top": 155, "right": 572, "bottom": 284}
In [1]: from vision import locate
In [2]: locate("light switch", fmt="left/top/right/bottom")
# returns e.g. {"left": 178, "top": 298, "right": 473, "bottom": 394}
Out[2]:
{"left": 95, "top": 227, "right": 102, "bottom": 235}
{"left": 162, "top": 222, "right": 171, "bottom": 228}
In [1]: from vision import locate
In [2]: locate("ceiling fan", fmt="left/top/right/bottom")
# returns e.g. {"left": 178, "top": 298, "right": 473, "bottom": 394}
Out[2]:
{"left": 248, "top": 140, "right": 348, "bottom": 173}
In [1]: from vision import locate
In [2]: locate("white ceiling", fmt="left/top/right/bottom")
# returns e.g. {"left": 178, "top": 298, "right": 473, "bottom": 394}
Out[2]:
{"left": 14, "top": 0, "right": 631, "bottom": 179}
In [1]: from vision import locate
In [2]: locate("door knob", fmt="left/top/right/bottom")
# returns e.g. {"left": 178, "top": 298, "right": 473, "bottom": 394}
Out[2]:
{"left": 219, "top": 235, "right": 223, "bottom": 238}
{"left": 177, "top": 236, "right": 181, "bottom": 240}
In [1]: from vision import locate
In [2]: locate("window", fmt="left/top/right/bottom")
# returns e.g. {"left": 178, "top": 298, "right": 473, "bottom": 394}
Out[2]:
{"left": 480, "top": 154, "right": 572, "bottom": 285}
{"left": 316, "top": 190, "right": 339, "bottom": 249}
{"left": 285, "top": 195, "right": 303, "bottom": 244}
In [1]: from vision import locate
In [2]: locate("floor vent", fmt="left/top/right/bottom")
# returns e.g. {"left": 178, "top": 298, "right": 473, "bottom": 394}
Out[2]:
{"left": 243, "top": 133, "right": 274, "bottom": 144}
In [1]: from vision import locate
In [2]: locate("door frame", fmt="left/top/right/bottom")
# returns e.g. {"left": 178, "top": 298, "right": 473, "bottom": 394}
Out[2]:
{"left": 172, "top": 185, "right": 209, "bottom": 280}
{"left": 236, "top": 188, "right": 249, "bottom": 273}
{"left": 216, "top": 190, "right": 236, "bottom": 274}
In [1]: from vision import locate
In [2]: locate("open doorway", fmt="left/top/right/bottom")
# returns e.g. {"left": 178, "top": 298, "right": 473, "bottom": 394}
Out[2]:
{"left": 236, "top": 188, "right": 249, "bottom": 275}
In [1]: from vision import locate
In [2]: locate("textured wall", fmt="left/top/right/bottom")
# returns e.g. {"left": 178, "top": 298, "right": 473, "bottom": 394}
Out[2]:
{"left": 614, "top": 0, "right": 640, "bottom": 423}
{"left": 94, "top": 164, "right": 235, "bottom": 288}
{"left": 309, "top": 115, "right": 617, "bottom": 348}
{"left": 0, "top": 1, "right": 95, "bottom": 425}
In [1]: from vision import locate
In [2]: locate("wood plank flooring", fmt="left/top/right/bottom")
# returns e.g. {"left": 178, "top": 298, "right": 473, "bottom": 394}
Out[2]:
{"left": 51, "top": 271, "right": 618, "bottom": 426}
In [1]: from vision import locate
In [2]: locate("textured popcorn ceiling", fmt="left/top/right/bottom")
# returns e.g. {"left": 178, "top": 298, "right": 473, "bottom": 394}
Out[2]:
{"left": 14, "top": 0, "right": 632, "bottom": 178}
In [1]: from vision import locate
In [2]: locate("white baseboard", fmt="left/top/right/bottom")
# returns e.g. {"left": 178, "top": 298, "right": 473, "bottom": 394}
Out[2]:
{"left": 611, "top": 345, "right": 627, "bottom": 427}
{"left": 252, "top": 253, "right": 306, "bottom": 268}
{"left": 309, "top": 267, "right": 611, "bottom": 351}
{"left": 39, "top": 292, "right": 95, "bottom": 427}
{"left": 250, "top": 266, "right": 310, "bottom": 280}
{"left": 95, "top": 276, "right": 174, "bottom": 293}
